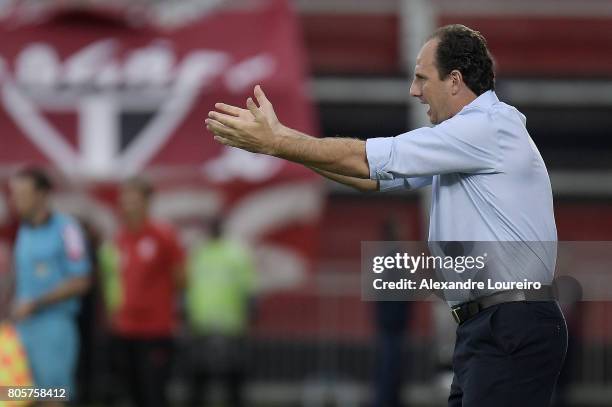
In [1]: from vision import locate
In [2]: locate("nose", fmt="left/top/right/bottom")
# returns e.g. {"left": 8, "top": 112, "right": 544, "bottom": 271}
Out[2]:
{"left": 409, "top": 79, "right": 420, "bottom": 98}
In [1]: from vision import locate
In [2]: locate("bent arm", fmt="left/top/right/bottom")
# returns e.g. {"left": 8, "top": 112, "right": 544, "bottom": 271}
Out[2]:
{"left": 33, "top": 275, "right": 91, "bottom": 310}
{"left": 307, "top": 165, "right": 379, "bottom": 192}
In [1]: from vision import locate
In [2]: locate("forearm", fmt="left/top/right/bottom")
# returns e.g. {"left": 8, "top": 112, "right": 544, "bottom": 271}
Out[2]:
{"left": 307, "top": 165, "right": 379, "bottom": 192}
{"left": 273, "top": 126, "right": 371, "bottom": 179}
{"left": 34, "top": 276, "right": 90, "bottom": 310}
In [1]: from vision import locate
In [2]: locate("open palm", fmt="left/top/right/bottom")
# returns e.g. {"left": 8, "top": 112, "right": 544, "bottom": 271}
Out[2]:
{"left": 207, "top": 85, "right": 284, "bottom": 154}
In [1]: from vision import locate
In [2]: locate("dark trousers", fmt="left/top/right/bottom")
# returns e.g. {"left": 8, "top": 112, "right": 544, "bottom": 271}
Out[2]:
{"left": 372, "top": 300, "right": 410, "bottom": 407}
{"left": 112, "top": 335, "right": 174, "bottom": 407}
{"left": 189, "top": 368, "right": 245, "bottom": 407}
{"left": 373, "top": 332, "right": 404, "bottom": 407}
{"left": 187, "top": 335, "right": 246, "bottom": 407}
{"left": 448, "top": 301, "right": 567, "bottom": 407}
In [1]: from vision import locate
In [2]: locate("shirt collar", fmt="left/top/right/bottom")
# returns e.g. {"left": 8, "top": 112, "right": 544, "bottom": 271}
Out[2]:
{"left": 463, "top": 89, "right": 499, "bottom": 111}
{"left": 23, "top": 211, "right": 54, "bottom": 229}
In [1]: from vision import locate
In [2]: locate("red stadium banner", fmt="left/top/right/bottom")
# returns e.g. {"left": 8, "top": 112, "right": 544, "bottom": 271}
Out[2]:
{"left": 0, "top": 0, "right": 317, "bottom": 175}
{"left": 0, "top": 0, "right": 323, "bottom": 296}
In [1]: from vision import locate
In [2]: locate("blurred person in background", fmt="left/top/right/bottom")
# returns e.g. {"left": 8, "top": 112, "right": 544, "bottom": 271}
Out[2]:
{"left": 185, "top": 217, "right": 256, "bottom": 407}
{"left": 373, "top": 218, "right": 412, "bottom": 407}
{"left": 0, "top": 244, "right": 13, "bottom": 321}
{"left": 9, "top": 167, "right": 91, "bottom": 406}
{"left": 0, "top": 275, "right": 10, "bottom": 320}
{"left": 74, "top": 217, "right": 103, "bottom": 404}
{"left": 99, "top": 176, "right": 185, "bottom": 407}
{"left": 0, "top": 225, "right": 14, "bottom": 320}
{"left": 0, "top": 205, "right": 20, "bottom": 321}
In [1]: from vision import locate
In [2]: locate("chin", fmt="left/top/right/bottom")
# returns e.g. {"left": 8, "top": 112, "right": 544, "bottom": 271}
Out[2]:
{"left": 429, "top": 112, "right": 449, "bottom": 125}
{"left": 427, "top": 110, "right": 438, "bottom": 125}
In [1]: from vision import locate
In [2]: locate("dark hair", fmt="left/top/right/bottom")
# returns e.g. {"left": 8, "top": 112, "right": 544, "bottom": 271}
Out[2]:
{"left": 15, "top": 166, "right": 53, "bottom": 192}
{"left": 430, "top": 24, "right": 495, "bottom": 96}
{"left": 122, "top": 176, "right": 154, "bottom": 199}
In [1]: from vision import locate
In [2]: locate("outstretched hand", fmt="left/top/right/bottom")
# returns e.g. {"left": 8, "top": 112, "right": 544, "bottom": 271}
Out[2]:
{"left": 206, "top": 85, "right": 283, "bottom": 155}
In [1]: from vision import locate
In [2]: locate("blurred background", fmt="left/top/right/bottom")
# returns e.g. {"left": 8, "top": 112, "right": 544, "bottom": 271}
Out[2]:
{"left": 0, "top": 0, "right": 611, "bottom": 406}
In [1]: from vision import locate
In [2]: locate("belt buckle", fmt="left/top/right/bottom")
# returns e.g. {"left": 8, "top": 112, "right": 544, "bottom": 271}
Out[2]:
{"left": 451, "top": 307, "right": 461, "bottom": 324}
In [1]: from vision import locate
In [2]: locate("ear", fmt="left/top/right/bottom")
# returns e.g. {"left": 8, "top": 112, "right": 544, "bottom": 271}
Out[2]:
{"left": 449, "top": 69, "right": 463, "bottom": 95}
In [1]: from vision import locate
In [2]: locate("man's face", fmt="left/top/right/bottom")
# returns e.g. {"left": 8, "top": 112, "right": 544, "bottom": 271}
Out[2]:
{"left": 119, "top": 185, "right": 148, "bottom": 221}
{"left": 9, "top": 177, "right": 44, "bottom": 220}
{"left": 409, "top": 39, "right": 453, "bottom": 125}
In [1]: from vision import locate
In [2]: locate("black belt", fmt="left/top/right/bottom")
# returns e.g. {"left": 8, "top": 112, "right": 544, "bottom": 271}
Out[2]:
{"left": 450, "top": 286, "right": 556, "bottom": 325}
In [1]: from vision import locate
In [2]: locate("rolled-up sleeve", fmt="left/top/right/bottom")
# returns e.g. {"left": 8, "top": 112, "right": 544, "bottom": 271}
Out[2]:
{"left": 366, "top": 136, "right": 395, "bottom": 180}
{"left": 378, "top": 176, "right": 433, "bottom": 192}
{"left": 378, "top": 178, "right": 407, "bottom": 192}
{"left": 366, "top": 109, "right": 500, "bottom": 180}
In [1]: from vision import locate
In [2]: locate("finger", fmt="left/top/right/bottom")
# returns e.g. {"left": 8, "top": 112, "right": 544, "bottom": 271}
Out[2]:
{"left": 208, "top": 111, "right": 242, "bottom": 129}
{"left": 246, "top": 97, "right": 264, "bottom": 120}
{"left": 215, "top": 103, "right": 248, "bottom": 117}
{"left": 213, "top": 135, "right": 236, "bottom": 147}
{"left": 205, "top": 118, "right": 231, "bottom": 132}
{"left": 254, "top": 85, "right": 271, "bottom": 107}
{"left": 206, "top": 119, "right": 237, "bottom": 138}
{"left": 206, "top": 121, "right": 234, "bottom": 138}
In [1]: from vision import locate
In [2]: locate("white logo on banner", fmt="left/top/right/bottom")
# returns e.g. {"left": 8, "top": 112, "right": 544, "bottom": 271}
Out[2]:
{"left": 0, "top": 40, "right": 276, "bottom": 179}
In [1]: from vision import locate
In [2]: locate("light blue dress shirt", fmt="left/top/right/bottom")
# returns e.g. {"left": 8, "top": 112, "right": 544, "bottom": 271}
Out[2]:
{"left": 366, "top": 90, "right": 557, "bottom": 302}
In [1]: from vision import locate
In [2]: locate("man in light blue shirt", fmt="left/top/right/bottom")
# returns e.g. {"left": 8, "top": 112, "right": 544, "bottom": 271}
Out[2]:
{"left": 368, "top": 86, "right": 558, "bottom": 305}
{"left": 206, "top": 23, "right": 566, "bottom": 407}
{"left": 9, "top": 167, "right": 91, "bottom": 406}
{"left": 369, "top": 89, "right": 557, "bottom": 241}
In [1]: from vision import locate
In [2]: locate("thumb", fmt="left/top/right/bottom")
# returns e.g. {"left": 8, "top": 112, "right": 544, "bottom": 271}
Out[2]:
{"left": 246, "top": 97, "right": 264, "bottom": 120}
{"left": 254, "top": 85, "right": 271, "bottom": 108}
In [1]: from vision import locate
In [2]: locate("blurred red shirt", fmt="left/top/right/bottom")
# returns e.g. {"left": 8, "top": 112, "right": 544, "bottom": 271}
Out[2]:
{"left": 112, "top": 220, "right": 184, "bottom": 337}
